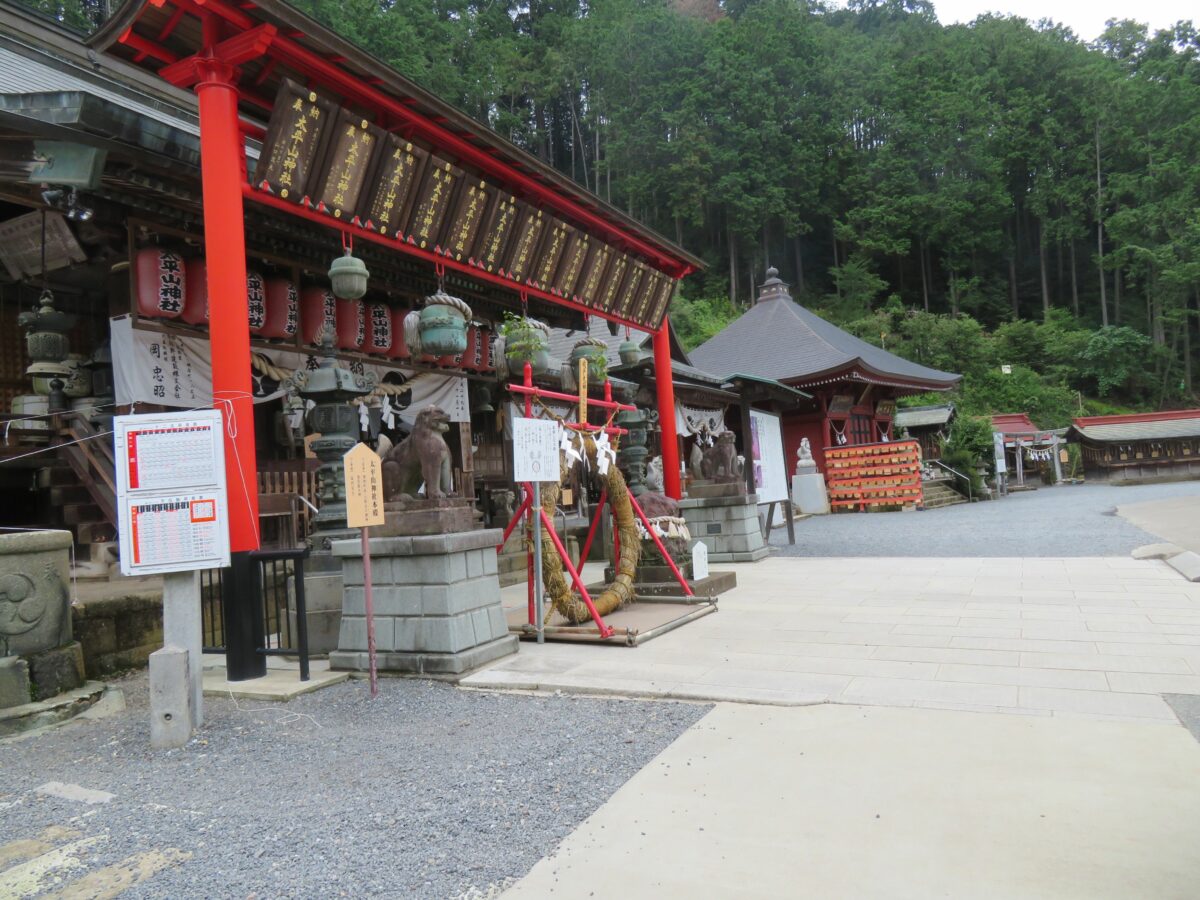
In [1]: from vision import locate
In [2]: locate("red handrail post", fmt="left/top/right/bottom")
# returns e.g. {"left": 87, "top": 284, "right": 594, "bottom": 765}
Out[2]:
{"left": 538, "top": 507, "right": 613, "bottom": 638}
{"left": 627, "top": 490, "right": 694, "bottom": 597}
{"left": 654, "top": 317, "right": 682, "bottom": 500}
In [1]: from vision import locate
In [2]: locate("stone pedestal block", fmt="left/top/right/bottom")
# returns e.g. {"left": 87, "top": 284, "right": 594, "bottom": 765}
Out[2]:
{"left": 0, "top": 655, "right": 31, "bottom": 709}
{"left": 792, "top": 470, "right": 830, "bottom": 515}
{"left": 679, "top": 494, "right": 769, "bottom": 563}
{"left": 330, "top": 528, "right": 517, "bottom": 675}
{"left": 149, "top": 645, "right": 192, "bottom": 749}
{"left": 291, "top": 572, "right": 344, "bottom": 655}
{"left": 0, "top": 529, "right": 73, "bottom": 657}
{"left": 27, "top": 641, "right": 85, "bottom": 700}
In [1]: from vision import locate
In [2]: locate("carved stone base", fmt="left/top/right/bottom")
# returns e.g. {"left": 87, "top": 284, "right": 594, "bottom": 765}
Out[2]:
{"left": 687, "top": 478, "right": 746, "bottom": 499}
{"left": 330, "top": 529, "right": 516, "bottom": 675}
{"left": 679, "top": 493, "right": 769, "bottom": 563}
{"left": 374, "top": 498, "right": 483, "bottom": 537}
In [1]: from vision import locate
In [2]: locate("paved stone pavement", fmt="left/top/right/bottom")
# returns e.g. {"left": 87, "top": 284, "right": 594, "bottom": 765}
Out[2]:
{"left": 502, "top": 703, "right": 1200, "bottom": 899}
{"left": 770, "top": 480, "right": 1200, "bottom": 557}
{"left": 467, "top": 555, "right": 1200, "bottom": 722}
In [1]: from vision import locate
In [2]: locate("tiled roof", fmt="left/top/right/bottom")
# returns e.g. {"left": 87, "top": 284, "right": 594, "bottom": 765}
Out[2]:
{"left": 895, "top": 404, "right": 955, "bottom": 428}
{"left": 689, "top": 270, "right": 960, "bottom": 390}
{"left": 1070, "top": 409, "right": 1200, "bottom": 442}
{"left": 544, "top": 318, "right": 634, "bottom": 368}
{"left": 992, "top": 413, "right": 1039, "bottom": 434}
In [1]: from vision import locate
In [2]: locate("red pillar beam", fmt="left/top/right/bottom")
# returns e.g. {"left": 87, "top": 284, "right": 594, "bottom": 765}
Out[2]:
{"left": 654, "top": 317, "right": 682, "bottom": 500}
{"left": 196, "top": 55, "right": 260, "bottom": 552}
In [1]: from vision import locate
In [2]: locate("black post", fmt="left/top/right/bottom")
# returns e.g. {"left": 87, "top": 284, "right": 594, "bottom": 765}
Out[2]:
{"left": 221, "top": 550, "right": 266, "bottom": 680}
{"left": 293, "top": 552, "right": 310, "bottom": 682}
{"left": 738, "top": 396, "right": 757, "bottom": 496}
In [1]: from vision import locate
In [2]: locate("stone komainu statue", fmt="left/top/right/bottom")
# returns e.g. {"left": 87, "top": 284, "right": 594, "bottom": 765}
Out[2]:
{"left": 381, "top": 406, "right": 456, "bottom": 501}
{"left": 701, "top": 431, "right": 742, "bottom": 479}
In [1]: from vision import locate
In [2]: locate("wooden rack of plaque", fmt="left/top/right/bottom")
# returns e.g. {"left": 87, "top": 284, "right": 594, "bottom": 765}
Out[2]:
{"left": 252, "top": 78, "right": 678, "bottom": 331}
{"left": 824, "top": 440, "right": 923, "bottom": 511}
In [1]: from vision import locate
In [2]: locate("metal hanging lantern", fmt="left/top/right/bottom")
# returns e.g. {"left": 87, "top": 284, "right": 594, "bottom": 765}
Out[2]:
{"left": 328, "top": 246, "right": 369, "bottom": 300}
{"left": 415, "top": 290, "right": 471, "bottom": 357}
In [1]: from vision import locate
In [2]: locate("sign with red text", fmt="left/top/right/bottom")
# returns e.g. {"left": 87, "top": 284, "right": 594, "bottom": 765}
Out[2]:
{"left": 114, "top": 409, "right": 230, "bottom": 576}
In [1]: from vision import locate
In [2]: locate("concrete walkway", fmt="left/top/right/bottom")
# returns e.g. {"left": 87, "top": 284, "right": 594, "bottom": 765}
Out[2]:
{"left": 466, "top": 556, "right": 1200, "bottom": 722}
{"left": 503, "top": 703, "right": 1200, "bottom": 899}
{"left": 1119, "top": 495, "right": 1200, "bottom": 555}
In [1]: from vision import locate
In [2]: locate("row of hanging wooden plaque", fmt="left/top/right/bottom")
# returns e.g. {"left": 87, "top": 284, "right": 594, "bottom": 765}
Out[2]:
{"left": 253, "top": 78, "right": 676, "bottom": 331}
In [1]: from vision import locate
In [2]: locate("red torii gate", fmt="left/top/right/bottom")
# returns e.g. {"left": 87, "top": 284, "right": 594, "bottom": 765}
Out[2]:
{"left": 90, "top": 0, "right": 699, "bottom": 676}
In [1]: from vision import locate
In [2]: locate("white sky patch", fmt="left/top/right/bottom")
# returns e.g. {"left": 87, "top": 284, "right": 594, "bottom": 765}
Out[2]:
{"left": 928, "top": 0, "right": 1193, "bottom": 41}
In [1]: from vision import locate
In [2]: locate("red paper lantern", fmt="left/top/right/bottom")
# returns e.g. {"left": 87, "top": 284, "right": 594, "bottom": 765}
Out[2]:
{"left": 300, "top": 287, "right": 337, "bottom": 345}
{"left": 363, "top": 303, "right": 393, "bottom": 355}
{"left": 261, "top": 278, "right": 299, "bottom": 340}
{"left": 135, "top": 248, "right": 186, "bottom": 319}
{"left": 388, "top": 308, "right": 411, "bottom": 360}
{"left": 461, "top": 325, "right": 494, "bottom": 372}
{"left": 336, "top": 297, "right": 365, "bottom": 350}
{"left": 245, "top": 271, "right": 267, "bottom": 335}
{"left": 181, "top": 257, "right": 207, "bottom": 324}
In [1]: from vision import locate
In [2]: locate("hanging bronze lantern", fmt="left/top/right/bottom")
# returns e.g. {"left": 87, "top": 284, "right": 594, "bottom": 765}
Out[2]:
{"left": 328, "top": 247, "right": 369, "bottom": 300}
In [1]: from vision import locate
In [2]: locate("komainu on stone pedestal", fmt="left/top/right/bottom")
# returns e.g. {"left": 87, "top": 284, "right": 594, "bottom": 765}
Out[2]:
{"left": 381, "top": 406, "right": 456, "bottom": 501}
{"left": 376, "top": 405, "right": 481, "bottom": 536}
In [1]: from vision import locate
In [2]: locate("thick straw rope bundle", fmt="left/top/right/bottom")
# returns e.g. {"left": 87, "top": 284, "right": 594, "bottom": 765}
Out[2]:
{"left": 537, "top": 434, "right": 640, "bottom": 624}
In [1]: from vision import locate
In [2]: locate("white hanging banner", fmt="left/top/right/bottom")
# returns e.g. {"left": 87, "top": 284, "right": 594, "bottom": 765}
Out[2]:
{"left": 109, "top": 316, "right": 469, "bottom": 425}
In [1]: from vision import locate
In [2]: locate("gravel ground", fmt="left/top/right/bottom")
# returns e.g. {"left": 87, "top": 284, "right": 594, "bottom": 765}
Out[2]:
{"left": 771, "top": 480, "right": 1200, "bottom": 557}
{"left": 0, "top": 674, "right": 709, "bottom": 899}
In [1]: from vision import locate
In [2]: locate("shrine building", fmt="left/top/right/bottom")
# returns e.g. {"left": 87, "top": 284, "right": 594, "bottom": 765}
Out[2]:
{"left": 689, "top": 268, "right": 960, "bottom": 473}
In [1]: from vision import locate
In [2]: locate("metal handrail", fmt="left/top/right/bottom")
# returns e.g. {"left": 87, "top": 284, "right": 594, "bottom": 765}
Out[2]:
{"left": 929, "top": 459, "right": 973, "bottom": 502}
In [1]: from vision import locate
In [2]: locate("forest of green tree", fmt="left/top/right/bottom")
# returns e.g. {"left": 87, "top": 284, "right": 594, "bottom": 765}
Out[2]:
{"left": 29, "top": 0, "right": 1200, "bottom": 424}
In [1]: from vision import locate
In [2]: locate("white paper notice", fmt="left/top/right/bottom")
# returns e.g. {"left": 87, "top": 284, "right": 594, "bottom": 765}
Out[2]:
{"left": 512, "top": 418, "right": 561, "bottom": 482}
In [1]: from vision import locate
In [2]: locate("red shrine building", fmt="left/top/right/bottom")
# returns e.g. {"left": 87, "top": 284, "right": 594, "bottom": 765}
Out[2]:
{"left": 690, "top": 269, "right": 961, "bottom": 471}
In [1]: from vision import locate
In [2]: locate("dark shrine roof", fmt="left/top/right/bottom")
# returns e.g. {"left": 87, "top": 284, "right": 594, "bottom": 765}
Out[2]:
{"left": 690, "top": 269, "right": 961, "bottom": 392}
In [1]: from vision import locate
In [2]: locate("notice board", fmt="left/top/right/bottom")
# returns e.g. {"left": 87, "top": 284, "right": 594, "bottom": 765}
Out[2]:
{"left": 749, "top": 409, "right": 789, "bottom": 504}
{"left": 114, "top": 409, "right": 230, "bottom": 576}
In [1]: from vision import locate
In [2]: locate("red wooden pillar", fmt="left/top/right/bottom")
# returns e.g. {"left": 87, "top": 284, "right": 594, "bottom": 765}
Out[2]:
{"left": 196, "top": 56, "right": 264, "bottom": 681}
{"left": 196, "top": 57, "right": 259, "bottom": 552}
{"left": 654, "top": 317, "right": 682, "bottom": 500}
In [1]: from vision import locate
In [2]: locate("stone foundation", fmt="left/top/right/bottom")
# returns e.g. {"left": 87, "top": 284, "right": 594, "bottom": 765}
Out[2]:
{"left": 679, "top": 494, "right": 769, "bottom": 563}
{"left": 72, "top": 592, "right": 163, "bottom": 675}
{"left": 330, "top": 528, "right": 517, "bottom": 675}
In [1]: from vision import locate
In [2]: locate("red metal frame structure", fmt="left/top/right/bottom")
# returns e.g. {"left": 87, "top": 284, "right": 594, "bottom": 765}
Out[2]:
{"left": 87, "top": 0, "right": 700, "bottom": 668}
{"left": 500, "top": 364, "right": 693, "bottom": 640}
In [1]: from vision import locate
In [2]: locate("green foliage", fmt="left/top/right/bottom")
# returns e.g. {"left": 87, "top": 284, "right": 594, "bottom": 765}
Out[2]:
{"left": 670, "top": 292, "right": 741, "bottom": 351}
{"left": 957, "top": 365, "right": 1080, "bottom": 429}
{"left": 939, "top": 414, "right": 993, "bottom": 496}
{"left": 1079, "top": 326, "right": 1156, "bottom": 397}
{"left": 897, "top": 312, "right": 993, "bottom": 379}
{"left": 826, "top": 254, "right": 887, "bottom": 320}
{"left": 500, "top": 313, "right": 548, "bottom": 363}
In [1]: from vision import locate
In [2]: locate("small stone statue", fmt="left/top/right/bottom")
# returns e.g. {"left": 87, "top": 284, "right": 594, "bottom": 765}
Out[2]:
{"left": 380, "top": 406, "right": 456, "bottom": 501}
{"left": 796, "top": 438, "right": 817, "bottom": 474}
{"left": 492, "top": 489, "right": 516, "bottom": 525}
{"left": 645, "top": 455, "right": 665, "bottom": 494}
{"left": 701, "top": 431, "right": 741, "bottom": 479}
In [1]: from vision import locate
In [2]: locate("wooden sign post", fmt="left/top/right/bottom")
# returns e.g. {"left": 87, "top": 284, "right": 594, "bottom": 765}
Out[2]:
{"left": 344, "top": 442, "right": 386, "bottom": 696}
{"left": 577, "top": 357, "right": 588, "bottom": 423}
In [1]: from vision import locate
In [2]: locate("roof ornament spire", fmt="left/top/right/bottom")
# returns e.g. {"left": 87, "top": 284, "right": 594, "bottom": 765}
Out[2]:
{"left": 756, "top": 266, "right": 791, "bottom": 305}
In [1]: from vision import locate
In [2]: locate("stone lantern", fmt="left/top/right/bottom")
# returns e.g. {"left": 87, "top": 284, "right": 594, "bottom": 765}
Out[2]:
{"left": 285, "top": 328, "right": 376, "bottom": 541}
{"left": 19, "top": 289, "right": 76, "bottom": 406}
{"left": 615, "top": 406, "right": 650, "bottom": 495}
